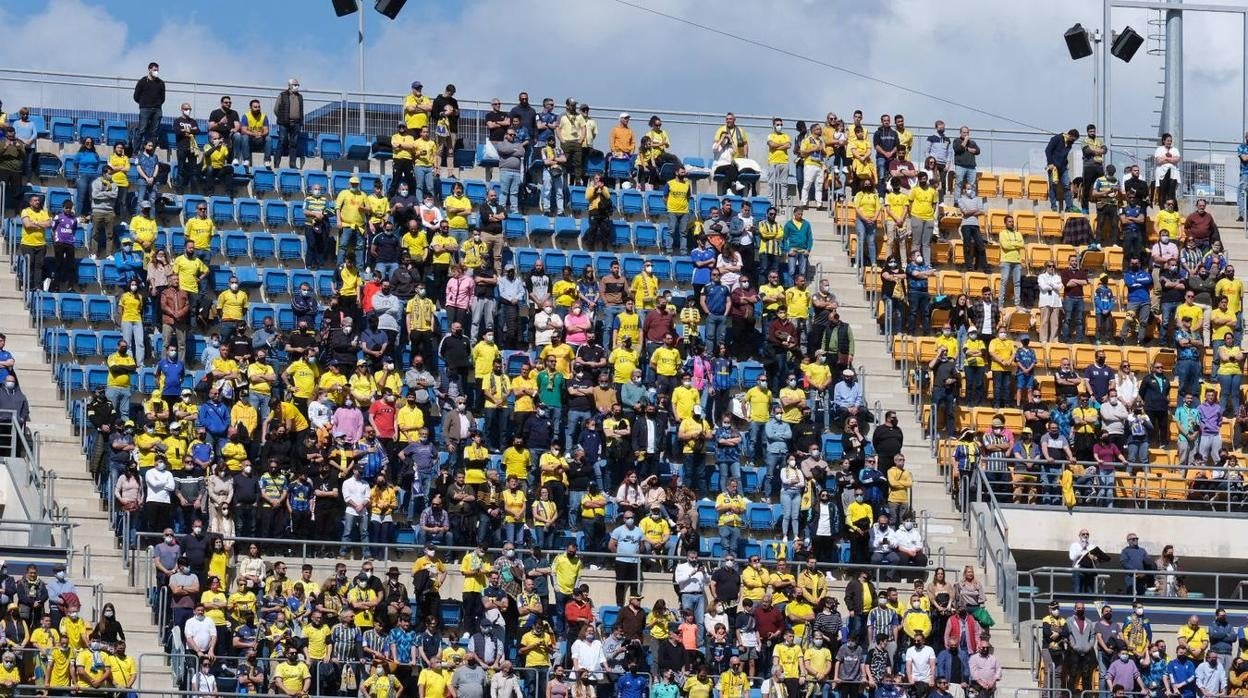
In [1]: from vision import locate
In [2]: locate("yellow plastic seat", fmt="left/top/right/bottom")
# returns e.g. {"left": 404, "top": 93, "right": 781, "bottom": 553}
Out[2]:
{"left": 1000, "top": 175, "right": 1024, "bottom": 201}
{"left": 1026, "top": 244, "right": 1055, "bottom": 272}
{"left": 936, "top": 271, "right": 965, "bottom": 297}
{"left": 1038, "top": 212, "right": 1064, "bottom": 241}
{"left": 985, "top": 208, "right": 1010, "bottom": 234}
{"left": 1025, "top": 175, "right": 1048, "bottom": 202}
{"left": 978, "top": 172, "right": 1000, "bottom": 198}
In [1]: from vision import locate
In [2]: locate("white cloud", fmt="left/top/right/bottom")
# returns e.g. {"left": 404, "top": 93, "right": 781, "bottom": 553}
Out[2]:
{"left": 0, "top": 0, "right": 1243, "bottom": 167}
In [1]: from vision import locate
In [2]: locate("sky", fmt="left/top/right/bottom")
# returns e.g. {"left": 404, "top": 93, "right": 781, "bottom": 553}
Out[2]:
{"left": 0, "top": 0, "right": 1244, "bottom": 167}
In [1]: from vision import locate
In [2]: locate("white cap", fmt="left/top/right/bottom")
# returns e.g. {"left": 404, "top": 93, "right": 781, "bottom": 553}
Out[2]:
{"left": 619, "top": 112, "right": 630, "bottom": 120}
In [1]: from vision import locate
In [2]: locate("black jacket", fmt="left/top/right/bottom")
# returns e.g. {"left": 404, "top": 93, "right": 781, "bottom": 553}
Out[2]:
{"left": 1139, "top": 373, "right": 1172, "bottom": 412}
{"left": 275, "top": 90, "right": 304, "bottom": 125}
{"left": 844, "top": 577, "right": 877, "bottom": 617}
{"left": 808, "top": 496, "right": 844, "bottom": 542}
{"left": 872, "top": 424, "right": 905, "bottom": 467}
{"left": 438, "top": 333, "right": 471, "bottom": 371}
{"left": 133, "top": 76, "right": 165, "bottom": 109}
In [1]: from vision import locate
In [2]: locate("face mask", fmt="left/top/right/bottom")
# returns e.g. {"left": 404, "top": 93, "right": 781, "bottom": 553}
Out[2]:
{"left": 774, "top": 125, "right": 783, "bottom": 133}
{"left": 1136, "top": 608, "right": 1144, "bottom": 617}
{"left": 912, "top": 602, "right": 921, "bottom": 609}
{"left": 230, "top": 283, "right": 239, "bottom": 291}
{"left": 165, "top": 535, "right": 174, "bottom": 544}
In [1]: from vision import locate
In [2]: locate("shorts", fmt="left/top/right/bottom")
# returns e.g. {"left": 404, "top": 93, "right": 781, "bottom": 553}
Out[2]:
{"left": 737, "top": 647, "right": 759, "bottom": 660}
{"left": 1015, "top": 374, "right": 1036, "bottom": 390}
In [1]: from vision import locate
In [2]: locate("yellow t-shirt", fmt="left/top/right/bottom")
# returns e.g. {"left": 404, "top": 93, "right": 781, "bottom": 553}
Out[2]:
{"left": 172, "top": 255, "right": 208, "bottom": 294}
{"left": 502, "top": 489, "right": 527, "bottom": 523}
{"left": 403, "top": 93, "right": 432, "bottom": 130}
{"left": 402, "top": 230, "right": 428, "bottom": 260}
{"left": 185, "top": 216, "right": 215, "bottom": 251}
{"left": 46, "top": 647, "right": 73, "bottom": 687}
{"left": 639, "top": 515, "right": 671, "bottom": 546}
{"left": 334, "top": 189, "right": 369, "bottom": 230}
{"left": 106, "top": 352, "right": 136, "bottom": 389}
{"left": 75, "top": 648, "right": 110, "bottom": 688}
{"left": 107, "top": 652, "right": 137, "bottom": 689}
{"left": 459, "top": 552, "right": 492, "bottom": 594}
{"left": 413, "top": 138, "right": 437, "bottom": 167}
{"left": 1216, "top": 278, "right": 1244, "bottom": 315}
{"left": 908, "top": 186, "right": 939, "bottom": 221}
{"left": 1157, "top": 210, "right": 1181, "bottom": 236}
{"left": 614, "top": 312, "right": 641, "bottom": 349}
{"left": 1175, "top": 303, "right": 1204, "bottom": 329}
{"left": 216, "top": 289, "right": 248, "bottom": 321}
{"left": 631, "top": 274, "right": 659, "bottom": 310}
{"left": 665, "top": 178, "right": 691, "bottom": 215}
{"left": 390, "top": 132, "right": 415, "bottom": 161}
{"left": 885, "top": 192, "right": 910, "bottom": 221}
{"left": 854, "top": 191, "right": 881, "bottom": 219}
{"left": 129, "top": 215, "right": 157, "bottom": 255}
{"left": 804, "top": 646, "right": 833, "bottom": 677}
{"left": 365, "top": 674, "right": 404, "bottom": 698}
{"left": 685, "top": 676, "right": 714, "bottom": 698}
{"left": 118, "top": 291, "right": 144, "bottom": 323}
{"left": 610, "top": 348, "right": 640, "bottom": 384}
{"left": 671, "top": 386, "right": 699, "bottom": 422}
{"left": 650, "top": 346, "right": 681, "bottom": 377}
{"left": 774, "top": 642, "right": 804, "bottom": 679}
{"left": 20, "top": 206, "right": 49, "bottom": 248}
{"left": 785, "top": 287, "right": 811, "bottom": 319}
{"left": 768, "top": 132, "right": 793, "bottom": 165}
{"left": 339, "top": 264, "right": 361, "bottom": 299}
{"left": 715, "top": 492, "right": 746, "bottom": 527}
{"left": 430, "top": 233, "right": 457, "bottom": 265}
{"left": 989, "top": 338, "right": 1016, "bottom": 372}
{"left": 273, "top": 661, "right": 311, "bottom": 694}
{"left": 109, "top": 153, "right": 130, "bottom": 187}
{"left": 444, "top": 195, "right": 472, "bottom": 230}
{"left": 745, "top": 386, "right": 772, "bottom": 423}
{"left": 719, "top": 670, "right": 750, "bottom": 698}
{"left": 510, "top": 375, "right": 537, "bottom": 413}
{"left": 285, "top": 360, "right": 317, "bottom": 399}
{"left": 779, "top": 387, "right": 806, "bottom": 423}
{"left": 366, "top": 193, "right": 389, "bottom": 225}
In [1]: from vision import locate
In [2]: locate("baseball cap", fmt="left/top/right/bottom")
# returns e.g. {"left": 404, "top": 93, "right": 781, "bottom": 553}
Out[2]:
{"left": 619, "top": 112, "right": 630, "bottom": 120}
{"left": 348, "top": 175, "right": 361, "bottom": 184}
{"left": 411, "top": 81, "right": 422, "bottom": 89}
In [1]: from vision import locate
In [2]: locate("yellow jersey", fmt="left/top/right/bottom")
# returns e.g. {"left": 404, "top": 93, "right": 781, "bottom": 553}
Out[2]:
{"left": 665, "top": 178, "right": 691, "bottom": 215}
{"left": 334, "top": 189, "right": 369, "bottom": 229}
{"left": 908, "top": 186, "right": 938, "bottom": 221}
{"left": 171, "top": 255, "right": 208, "bottom": 294}
{"left": 20, "top": 206, "right": 49, "bottom": 248}
{"left": 403, "top": 93, "right": 432, "bottom": 130}
{"left": 768, "top": 132, "right": 793, "bottom": 165}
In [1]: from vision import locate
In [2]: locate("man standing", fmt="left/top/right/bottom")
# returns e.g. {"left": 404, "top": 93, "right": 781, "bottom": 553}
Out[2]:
{"left": 274, "top": 78, "right": 304, "bottom": 169}
{"left": 951, "top": 126, "right": 980, "bottom": 196}
{"left": 1081, "top": 124, "right": 1107, "bottom": 212}
{"left": 132, "top": 62, "right": 165, "bottom": 153}
{"left": 1045, "top": 129, "right": 1079, "bottom": 214}
{"left": 608, "top": 513, "right": 644, "bottom": 606}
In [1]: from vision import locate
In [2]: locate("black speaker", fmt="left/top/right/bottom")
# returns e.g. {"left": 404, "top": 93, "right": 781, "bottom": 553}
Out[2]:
{"left": 375, "top": 0, "right": 408, "bottom": 19}
{"left": 332, "top": 0, "right": 358, "bottom": 17}
{"left": 1112, "top": 26, "right": 1144, "bottom": 63}
{"left": 1064, "top": 23, "right": 1094, "bottom": 60}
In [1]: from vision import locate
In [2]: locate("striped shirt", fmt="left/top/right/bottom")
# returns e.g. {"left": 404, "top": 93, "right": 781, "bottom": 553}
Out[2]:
{"left": 329, "top": 623, "right": 361, "bottom": 663}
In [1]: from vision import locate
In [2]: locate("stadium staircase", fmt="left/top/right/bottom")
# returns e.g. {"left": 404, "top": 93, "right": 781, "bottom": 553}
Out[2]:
{"left": 0, "top": 256, "right": 172, "bottom": 689}
{"left": 805, "top": 213, "right": 1034, "bottom": 692}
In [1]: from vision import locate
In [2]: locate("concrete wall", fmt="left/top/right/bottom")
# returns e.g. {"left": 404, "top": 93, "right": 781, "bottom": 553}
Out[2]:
{"left": 1000, "top": 507, "right": 1239, "bottom": 559}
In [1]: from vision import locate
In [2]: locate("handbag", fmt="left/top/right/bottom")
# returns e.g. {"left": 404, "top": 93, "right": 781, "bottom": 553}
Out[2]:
{"left": 482, "top": 139, "right": 500, "bottom": 161}
{"left": 970, "top": 605, "right": 995, "bottom": 628}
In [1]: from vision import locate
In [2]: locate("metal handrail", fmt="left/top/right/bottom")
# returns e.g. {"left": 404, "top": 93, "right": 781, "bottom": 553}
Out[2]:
{"left": 1018, "top": 565, "right": 1248, "bottom": 614}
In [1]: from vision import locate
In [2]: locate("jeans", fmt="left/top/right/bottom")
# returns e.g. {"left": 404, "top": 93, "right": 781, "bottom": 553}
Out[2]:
{"left": 106, "top": 386, "right": 133, "bottom": 421}
{"left": 667, "top": 213, "right": 692, "bottom": 253}
{"left": 277, "top": 122, "right": 303, "bottom": 169}
{"left": 964, "top": 365, "right": 986, "bottom": 405}
{"left": 961, "top": 224, "right": 987, "bottom": 271}
{"left": 499, "top": 170, "right": 522, "bottom": 213}
{"left": 120, "top": 321, "right": 146, "bottom": 365}
{"left": 76, "top": 175, "right": 95, "bottom": 216}
{"left": 248, "top": 392, "right": 271, "bottom": 432}
{"left": 375, "top": 261, "right": 399, "bottom": 280}
{"left": 933, "top": 387, "right": 957, "bottom": 438}
{"left": 1160, "top": 302, "right": 1180, "bottom": 343}
{"left": 1239, "top": 172, "right": 1248, "bottom": 220}
{"left": 786, "top": 252, "right": 809, "bottom": 284}
{"left": 1121, "top": 302, "right": 1151, "bottom": 343}
{"left": 415, "top": 166, "right": 435, "bottom": 203}
{"left": 336, "top": 227, "right": 365, "bottom": 267}
{"left": 230, "top": 133, "right": 248, "bottom": 164}
{"left": 779, "top": 487, "right": 802, "bottom": 539}
{"left": 137, "top": 108, "right": 161, "bottom": 152}
{"left": 541, "top": 170, "right": 565, "bottom": 214}
{"left": 910, "top": 218, "right": 935, "bottom": 265}
{"left": 953, "top": 165, "right": 977, "bottom": 196}
{"left": 748, "top": 421, "right": 766, "bottom": 462}
{"left": 503, "top": 522, "right": 526, "bottom": 546}
{"left": 1219, "top": 373, "right": 1243, "bottom": 415}
{"left": 993, "top": 371, "right": 1011, "bottom": 408}
{"left": 908, "top": 291, "right": 931, "bottom": 335}
{"left": 136, "top": 180, "right": 159, "bottom": 212}
{"left": 1062, "top": 297, "right": 1086, "bottom": 342}
{"left": 1125, "top": 439, "right": 1150, "bottom": 466}
{"left": 875, "top": 156, "right": 890, "bottom": 195}
{"left": 1048, "top": 168, "right": 1073, "bottom": 211}
{"left": 718, "top": 525, "right": 741, "bottom": 557}
{"left": 1095, "top": 470, "right": 1115, "bottom": 506}
{"left": 600, "top": 305, "right": 624, "bottom": 349}
{"left": 856, "top": 220, "right": 878, "bottom": 268}
{"left": 565, "top": 409, "right": 592, "bottom": 451}
{"left": 705, "top": 314, "right": 728, "bottom": 349}
{"left": 1176, "top": 358, "right": 1201, "bottom": 400}
{"left": 339, "top": 512, "right": 369, "bottom": 554}
{"left": 717, "top": 460, "right": 741, "bottom": 493}
{"left": 999, "top": 262, "right": 1022, "bottom": 307}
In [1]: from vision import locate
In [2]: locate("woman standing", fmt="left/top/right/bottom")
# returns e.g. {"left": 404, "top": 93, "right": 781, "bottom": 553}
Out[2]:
{"left": 1153, "top": 133, "right": 1181, "bottom": 206}
{"left": 926, "top": 567, "right": 955, "bottom": 644}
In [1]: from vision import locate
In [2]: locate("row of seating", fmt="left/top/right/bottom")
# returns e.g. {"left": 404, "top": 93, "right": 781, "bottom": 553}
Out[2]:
{"left": 835, "top": 201, "right": 1165, "bottom": 244}
{"left": 925, "top": 401, "right": 1239, "bottom": 442}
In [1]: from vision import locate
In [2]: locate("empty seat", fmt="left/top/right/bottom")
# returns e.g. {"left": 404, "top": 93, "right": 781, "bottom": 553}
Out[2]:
{"left": 235, "top": 198, "right": 261, "bottom": 225}
{"left": 542, "top": 250, "right": 568, "bottom": 272}
{"left": 263, "top": 200, "right": 290, "bottom": 227}
{"left": 49, "top": 117, "right": 75, "bottom": 144}
{"left": 568, "top": 186, "right": 588, "bottom": 213}
{"left": 277, "top": 168, "right": 304, "bottom": 195}
{"left": 646, "top": 256, "right": 673, "bottom": 281}
{"left": 317, "top": 134, "right": 343, "bottom": 160}
{"left": 251, "top": 167, "right": 276, "bottom": 195}
{"left": 209, "top": 197, "right": 235, "bottom": 223}
{"left": 502, "top": 214, "right": 528, "bottom": 241}
{"left": 464, "top": 179, "right": 488, "bottom": 204}
{"left": 250, "top": 234, "right": 277, "bottom": 261}
{"left": 614, "top": 221, "right": 637, "bottom": 247}
{"left": 289, "top": 200, "right": 306, "bottom": 228}
{"left": 276, "top": 234, "right": 305, "bottom": 262}
{"left": 344, "top": 134, "right": 371, "bottom": 160}
{"left": 514, "top": 249, "right": 540, "bottom": 274}
{"left": 528, "top": 216, "right": 554, "bottom": 238}
{"left": 644, "top": 191, "right": 668, "bottom": 217}
{"left": 68, "top": 330, "right": 98, "bottom": 357}
{"left": 695, "top": 194, "right": 720, "bottom": 219}
{"left": 76, "top": 119, "right": 102, "bottom": 142}
{"left": 305, "top": 171, "right": 329, "bottom": 194}
{"left": 568, "top": 251, "right": 594, "bottom": 274}
{"left": 620, "top": 254, "right": 645, "bottom": 278}
{"left": 553, "top": 216, "right": 580, "bottom": 240}
{"left": 223, "top": 230, "right": 250, "bottom": 259}
{"left": 263, "top": 269, "right": 291, "bottom": 297}
{"left": 619, "top": 189, "right": 644, "bottom": 215}
{"left": 103, "top": 119, "right": 128, "bottom": 145}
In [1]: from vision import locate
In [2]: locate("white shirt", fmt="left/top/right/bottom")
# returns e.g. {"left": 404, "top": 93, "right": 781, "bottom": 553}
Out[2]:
{"left": 144, "top": 467, "right": 175, "bottom": 503}
{"left": 1153, "top": 145, "right": 1181, "bottom": 183}
{"left": 1069, "top": 538, "right": 1095, "bottom": 565}
{"left": 870, "top": 525, "right": 896, "bottom": 553}
{"left": 904, "top": 644, "right": 937, "bottom": 682}
{"left": 815, "top": 503, "right": 833, "bottom": 536}
{"left": 674, "top": 562, "right": 709, "bottom": 594}
{"left": 570, "top": 639, "right": 607, "bottom": 681}
{"left": 979, "top": 301, "right": 994, "bottom": 334}
{"left": 309, "top": 400, "right": 333, "bottom": 429}
{"left": 703, "top": 610, "right": 728, "bottom": 636}
{"left": 892, "top": 526, "right": 924, "bottom": 552}
{"left": 342, "top": 476, "right": 370, "bottom": 512}
{"left": 184, "top": 615, "right": 217, "bottom": 650}
{"left": 1114, "top": 374, "right": 1139, "bottom": 407}
{"left": 533, "top": 310, "right": 562, "bottom": 347}
{"left": 1037, "top": 271, "right": 1063, "bottom": 308}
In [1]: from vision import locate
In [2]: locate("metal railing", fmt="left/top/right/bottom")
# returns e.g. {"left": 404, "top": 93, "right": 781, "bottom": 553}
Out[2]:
{"left": 1019, "top": 565, "right": 1248, "bottom": 613}
{"left": 2, "top": 66, "right": 1244, "bottom": 192}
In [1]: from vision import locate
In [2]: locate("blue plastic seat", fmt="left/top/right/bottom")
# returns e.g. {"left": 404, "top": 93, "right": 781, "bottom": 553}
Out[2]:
{"left": 276, "top": 306, "right": 296, "bottom": 331}
{"left": 584, "top": 151, "right": 605, "bottom": 177}
{"left": 76, "top": 119, "right": 102, "bottom": 142}
{"left": 61, "top": 364, "right": 85, "bottom": 392}
{"left": 527, "top": 216, "right": 554, "bottom": 238}
{"left": 61, "top": 156, "right": 78, "bottom": 182}
{"left": 607, "top": 156, "right": 634, "bottom": 181}
{"left": 514, "top": 249, "right": 540, "bottom": 274}
{"left": 263, "top": 200, "right": 290, "bottom": 227}
{"left": 439, "top": 178, "right": 457, "bottom": 199}
{"left": 223, "top": 230, "right": 250, "bottom": 259}
{"left": 103, "top": 119, "right": 128, "bottom": 145}
{"left": 262, "top": 269, "right": 291, "bottom": 297}
{"left": 84, "top": 366, "right": 109, "bottom": 391}
{"left": 289, "top": 201, "right": 305, "bottom": 228}
{"left": 632, "top": 222, "right": 657, "bottom": 248}
{"left": 236, "top": 198, "right": 261, "bottom": 225}
{"left": 344, "top": 134, "right": 370, "bottom": 160}
{"left": 36, "top": 153, "right": 62, "bottom": 179}
{"left": 553, "top": 216, "right": 580, "bottom": 241}
{"left": 696, "top": 499, "right": 718, "bottom": 528}
{"left": 248, "top": 303, "right": 277, "bottom": 329}
{"left": 251, "top": 167, "right": 276, "bottom": 195}
{"left": 305, "top": 171, "right": 329, "bottom": 194}
{"left": 209, "top": 196, "right": 235, "bottom": 224}
{"left": 235, "top": 268, "right": 261, "bottom": 289}
{"left": 55, "top": 294, "right": 84, "bottom": 321}
{"left": 620, "top": 254, "right": 645, "bottom": 279}
{"left": 541, "top": 250, "right": 567, "bottom": 273}
{"left": 741, "top": 466, "right": 762, "bottom": 495}
{"left": 643, "top": 191, "right": 667, "bottom": 217}
{"left": 568, "top": 251, "right": 594, "bottom": 274}
{"left": 136, "top": 367, "right": 157, "bottom": 395}
{"left": 618, "top": 189, "right": 643, "bottom": 215}
{"left": 211, "top": 268, "right": 234, "bottom": 290}
{"left": 276, "top": 168, "right": 304, "bottom": 195}
{"left": 646, "top": 255, "right": 673, "bottom": 281}
{"left": 464, "top": 179, "right": 488, "bottom": 204}
{"left": 317, "top": 134, "right": 343, "bottom": 160}
{"left": 98, "top": 330, "right": 123, "bottom": 356}
{"left": 502, "top": 214, "right": 527, "bottom": 241}
{"left": 98, "top": 261, "right": 122, "bottom": 289}
{"left": 599, "top": 605, "right": 620, "bottom": 630}
{"left": 289, "top": 270, "right": 315, "bottom": 295}
{"left": 181, "top": 195, "right": 208, "bottom": 220}
{"left": 46, "top": 188, "right": 73, "bottom": 210}
{"left": 250, "top": 234, "right": 277, "bottom": 261}
{"left": 696, "top": 194, "right": 721, "bottom": 219}
{"left": 358, "top": 173, "right": 382, "bottom": 192}
{"left": 49, "top": 118, "right": 75, "bottom": 144}
{"left": 673, "top": 257, "right": 695, "bottom": 284}
{"left": 749, "top": 196, "right": 772, "bottom": 215}
{"left": 822, "top": 433, "right": 844, "bottom": 461}
{"left": 475, "top": 143, "right": 499, "bottom": 169}
{"left": 314, "top": 270, "right": 336, "bottom": 297}
{"left": 41, "top": 328, "right": 69, "bottom": 360}
{"left": 568, "top": 186, "right": 588, "bottom": 213}
{"left": 683, "top": 157, "right": 710, "bottom": 181}
{"left": 740, "top": 360, "right": 765, "bottom": 386}
{"left": 330, "top": 171, "right": 354, "bottom": 195}
{"left": 276, "top": 233, "right": 305, "bottom": 262}
{"left": 76, "top": 259, "right": 99, "bottom": 289}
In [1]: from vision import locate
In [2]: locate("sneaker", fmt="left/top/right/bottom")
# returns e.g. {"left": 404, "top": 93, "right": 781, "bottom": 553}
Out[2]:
{"left": 89, "top": 254, "right": 98, "bottom": 261}
{"left": 42, "top": 278, "right": 51, "bottom": 292}
{"left": 231, "top": 159, "right": 240, "bottom": 166}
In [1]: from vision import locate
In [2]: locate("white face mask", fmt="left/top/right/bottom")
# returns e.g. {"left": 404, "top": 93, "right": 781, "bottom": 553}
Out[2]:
{"left": 150, "top": 70, "right": 159, "bottom": 78}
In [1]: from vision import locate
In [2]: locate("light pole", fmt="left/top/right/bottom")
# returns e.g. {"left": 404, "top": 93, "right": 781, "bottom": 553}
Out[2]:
{"left": 333, "top": 0, "right": 410, "bottom": 134}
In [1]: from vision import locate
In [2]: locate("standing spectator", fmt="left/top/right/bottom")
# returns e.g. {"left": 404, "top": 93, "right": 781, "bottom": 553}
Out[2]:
{"left": 432, "top": 84, "right": 460, "bottom": 169}
{"left": 951, "top": 127, "right": 980, "bottom": 197}
{"left": 1155, "top": 133, "right": 1182, "bottom": 207}
{"left": 10, "top": 108, "right": 38, "bottom": 179}
{"left": 274, "top": 78, "right": 304, "bottom": 169}
{"left": 1045, "top": 129, "right": 1079, "bottom": 213}
{"left": 18, "top": 193, "right": 51, "bottom": 291}
{"left": 132, "top": 62, "right": 165, "bottom": 153}
{"left": 997, "top": 215, "right": 1025, "bottom": 308}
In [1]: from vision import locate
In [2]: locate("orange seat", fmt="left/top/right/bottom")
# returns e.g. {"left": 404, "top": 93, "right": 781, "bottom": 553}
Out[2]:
{"left": 1080, "top": 249, "right": 1106, "bottom": 273}
{"left": 1025, "top": 175, "right": 1048, "bottom": 202}
{"left": 1014, "top": 211, "right": 1039, "bottom": 238}
{"left": 998, "top": 408, "right": 1024, "bottom": 431}
{"left": 1038, "top": 212, "right": 1064, "bottom": 241}
{"left": 1100, "top": 346, "right": 1123, "bottom": 368}
{"left": 978, "top": 172, "right": 1000, "bottom": 198}
{"left": 1105, "top": 247, "right": 1124, "bottom": 273}
{"left": 1006, "top": 310, "right": 1032, "bottom": 333}
{"left": 985, "top": 244, "right": 1001, "bottom": 267}
{"left": 1035, "top": 374, "right": 1056, "bottom": 401}
{"left": 931, "top": 240, "right": 953, "bottom": 267}
{"left": 1073, "top": 343, "right": 1098, "bottom": 369}
{"left": 939, "top": 212, "right": 963, "bottom": 233}
{"left": 1046, "top": 344, "right": 1073, "bottom": 369}
{"left": 965, "top": 272, "right": 991, "bottom": 296}
{"left": 863, "top": 268, "right": 882, "bottom": 293}
{"left": 835, "top": 203, "right": 856, "bottom": 227}
{"left": 1052, "top": 244, "right": 1078, "bottom": 268}
{"left": 915, "top": 337, "right": 940, "bottom": 364}
{"left": 1026, "top": 244, "right": 1055, "bottom": 272}
{"left": 1000, "top": 175, "right": 1024, "bottom": 201}
{"left": 1123, "top": 347, "right": 1150, "bottom": 373}
{"left": 1149, "top": 348, "right": 1176, "bottom": 373}
{"left": 936, "top": 271, "right": 965, "bottom": 296}
{"left": 985, "top": 208, "right": 1010, "bottom": 234}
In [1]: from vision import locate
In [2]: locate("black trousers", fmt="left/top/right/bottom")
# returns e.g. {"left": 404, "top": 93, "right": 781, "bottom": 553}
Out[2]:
{"left": 614, "top": 560, "right": 640, "bottom": 606}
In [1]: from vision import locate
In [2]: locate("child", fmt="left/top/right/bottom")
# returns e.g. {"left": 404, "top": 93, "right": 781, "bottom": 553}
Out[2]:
{"left": 1093, "top": 274, "right": 1117, "bottom": 344}
{"left": 677, "top": 609, "right": 702, "bottom": 668}
{"left": 678, "top": 298, "right": 702, "bottom": 356}
{"left": 735, "top": 598, "right": 759, "bottom": 678}
{"left": 50, "top": 199, "right": 78, "bottom": 292}
{"left": 1013, "top": 336, "right": 1037, "bottom": 407}
{"left": 707, "top": 623, "right": 732, "bottom": 674}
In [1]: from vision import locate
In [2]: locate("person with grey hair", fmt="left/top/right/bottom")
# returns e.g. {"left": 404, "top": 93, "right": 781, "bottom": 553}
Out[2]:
{"left": 274, "top": 78, "right": 304, "bottom": 169}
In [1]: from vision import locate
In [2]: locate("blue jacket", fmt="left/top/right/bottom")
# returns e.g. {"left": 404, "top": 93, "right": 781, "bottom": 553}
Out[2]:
{"left": 1167, "top": 657, "right": 1196, "bottom": 696}
{"left": 197, "top": 399, "right": 231, "bottom": 436}
{"left": 616, "top": 672, "right": 648, "bottom": 698}
{"left": 1045, "top": 133, "right": 1072, "bottom": 172}
{"left": 1124, "top": 269, "right": 1153, "bottom": 304}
